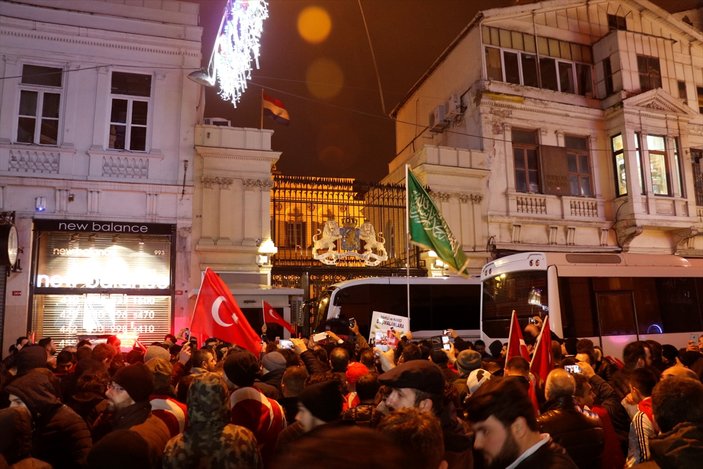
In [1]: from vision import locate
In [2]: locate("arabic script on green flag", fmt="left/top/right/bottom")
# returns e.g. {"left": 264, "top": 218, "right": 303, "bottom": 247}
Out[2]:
{"left": 407, "top": 168, "right": 469, "bottom": 274}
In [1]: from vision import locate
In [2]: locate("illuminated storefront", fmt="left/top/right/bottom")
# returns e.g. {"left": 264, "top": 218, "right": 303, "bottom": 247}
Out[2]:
{"left": 31, "top": 219, "right": 175, "bottom": 350}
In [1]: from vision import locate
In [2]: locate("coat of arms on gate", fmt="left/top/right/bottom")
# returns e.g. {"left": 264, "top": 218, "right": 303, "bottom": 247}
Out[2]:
{"left": 312, "top": 218, "right": 388, "bottom": 266}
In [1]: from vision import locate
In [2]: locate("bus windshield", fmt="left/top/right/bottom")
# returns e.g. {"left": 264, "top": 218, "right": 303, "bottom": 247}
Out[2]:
{"left": 482, "top": 270, "right": 548, "bottom": 338}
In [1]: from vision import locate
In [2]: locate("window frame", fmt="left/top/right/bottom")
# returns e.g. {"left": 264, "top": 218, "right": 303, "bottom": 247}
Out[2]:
{"left": 611, "top": 134, "right": 627, "bottom": 197}
{"left": 637, "top": 55, "right": 662, "bottom": 92}
{"left": 512, "top": 129, "right": 541, "bottom": 194}
{"left": 108, "top": 71, "right": 153, "bottom": 152}
{"left": 16, "top": 64, "right": 64, "bottom": 146}
{"left": 565, "top": 135, "right": 593, "bottom": 197}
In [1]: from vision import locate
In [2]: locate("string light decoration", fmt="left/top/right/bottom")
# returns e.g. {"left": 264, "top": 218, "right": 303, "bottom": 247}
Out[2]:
{"left": 213, "top": 0, "right": 269, "bottom": 106}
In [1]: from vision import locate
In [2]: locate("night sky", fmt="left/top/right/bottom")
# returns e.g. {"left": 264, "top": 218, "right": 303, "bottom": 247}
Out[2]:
{"left": 193, "top": 0, "right": 694, "bottom": 183}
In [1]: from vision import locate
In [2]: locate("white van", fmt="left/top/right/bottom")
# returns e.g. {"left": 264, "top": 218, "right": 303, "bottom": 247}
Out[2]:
{"left": 317, "top": 276, "right": 482, "bottom": 340}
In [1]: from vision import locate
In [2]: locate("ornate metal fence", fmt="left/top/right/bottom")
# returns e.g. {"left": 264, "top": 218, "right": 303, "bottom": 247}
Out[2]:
{"left": 270, "top": 175, "right": 424, "bottom": 302}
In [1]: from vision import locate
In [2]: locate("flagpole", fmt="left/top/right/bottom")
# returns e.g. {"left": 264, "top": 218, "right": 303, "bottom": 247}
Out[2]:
{"left": 260, "top": 88, "right": 264, "bottom": 130}
{"left": 405, "top": 164, "right": 411, "bottom": 323}
{"left": 188, "top": 269, "right": 208, "bottom": 339}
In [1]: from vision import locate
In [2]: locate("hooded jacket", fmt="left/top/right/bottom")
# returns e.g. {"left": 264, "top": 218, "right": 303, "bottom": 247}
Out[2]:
{"left": 5, "top": 369, "right": 92, "bottom": 468}
{"left": 163, "top": 372, "right": 262, "bottom": 469}
{"left": 638, "top": 421, "right": 703, "bottom": 469}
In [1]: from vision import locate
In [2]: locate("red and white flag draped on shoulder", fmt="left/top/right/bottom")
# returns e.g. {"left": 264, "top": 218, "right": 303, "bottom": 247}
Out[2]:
{"left": 190, "top": 268, "right": 261, "bottom": 356}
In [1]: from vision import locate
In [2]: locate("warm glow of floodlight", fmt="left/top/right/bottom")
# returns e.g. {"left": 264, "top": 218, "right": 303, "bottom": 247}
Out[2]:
{"left": 298, "top": 6, "right": 331, "bottom": 44}
{"left": 213, "top": 0, "right": 269, "bottom": 106}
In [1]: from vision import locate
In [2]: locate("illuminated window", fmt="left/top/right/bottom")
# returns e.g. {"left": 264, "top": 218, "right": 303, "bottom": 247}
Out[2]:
{"left": 635, "top": 133, "right": 683, "bottom": 197}
{"left": 16, "top": 64, "right": 63, "bottom": 145}
{"left": 109, "top": 72, "right": 151, "bottom": 151}
{"left": 512, "top": 129, "right": 540, "bottom": 193}
{"left": 612, "top": 134, "right": 627, "bottom": 196}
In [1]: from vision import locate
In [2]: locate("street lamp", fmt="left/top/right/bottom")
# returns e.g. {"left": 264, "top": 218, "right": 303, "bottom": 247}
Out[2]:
{"left": 257, "top": 238, "right": 278, "bottom": 267}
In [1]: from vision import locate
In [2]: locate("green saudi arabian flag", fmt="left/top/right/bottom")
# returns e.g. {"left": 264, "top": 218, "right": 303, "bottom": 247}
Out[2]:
{"left": 407, "top": 168, "right": 469, "bottom": 275}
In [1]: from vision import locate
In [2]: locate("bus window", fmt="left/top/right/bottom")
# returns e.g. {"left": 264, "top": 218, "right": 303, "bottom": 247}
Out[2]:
{"left": 482, "top": 270, "right": 547, "bottom": 338}
{"left": 559, "top": 277, "right": 598, "bottom": 338}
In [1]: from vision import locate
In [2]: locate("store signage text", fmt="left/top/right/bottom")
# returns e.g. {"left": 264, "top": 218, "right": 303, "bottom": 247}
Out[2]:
{"left": 36, "top": 273, "right": 169, "bottom": 289}
{"left": 58, "top": 222, "right": 149, "bottom": 233}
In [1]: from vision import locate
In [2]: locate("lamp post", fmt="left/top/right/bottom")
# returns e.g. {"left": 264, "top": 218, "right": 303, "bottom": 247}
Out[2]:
{"left": 257, "top": 238, "right": 278, "bottom": 285}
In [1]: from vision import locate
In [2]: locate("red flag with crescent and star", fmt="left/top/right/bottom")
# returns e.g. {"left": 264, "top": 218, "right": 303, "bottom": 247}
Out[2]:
{"left": 505, "top": 310, "right": 530, "bottom": 368}
{"left": 190, "top": 268, "right": 261, "bottom": 356}
{"left": 262, "top": 301, "right": 295, "bottom": 334}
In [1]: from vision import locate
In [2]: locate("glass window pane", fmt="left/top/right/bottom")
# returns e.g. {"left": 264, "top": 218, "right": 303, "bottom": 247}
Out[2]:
{"left": 515, "top": 170, "right": 527, "bottom": 192}
{"left": 512, "top": 129, "right": 537, "bottom": 144}
{"left": 650, "top": 153, "right": 669, "bottom": 195}
{"left": 611, "top": 134, "right": 623, "bottom": 152}
{"left": 548, "top": 38, "right": 560, "bottom": 57}
{"left": 499, "top": 29, "right": 512, "bottom": 48}
{"left": 560, "top": 41, "right": 572, "bottom": 60}
{"left": 42, "top": 93, "right": 60, "bottom": 118}
{"left": 522, "top": 54, "right": 538, "bottom": 87}
{"left": 647, "top": 135, "right": 665, "bottom": 151}
{"left": 111, "top": 99, "right": 128, "bottom": 123}
{"left": 490, "top": 27, "right": 500, "bottom": 47}
{"left": 569, "top": 175, "right": 579, "bottom": 195}
{"left": 527, "top": 149, "right": 538, "bottom": 168}
{"left": 524, "top": 33, "right": 535, "bottom": 53}
{"left": 528, "top": 172, "right": 540, "bottom": 192}
{"left": 111, "top": 72, "right": 152, "bottom": 97}
{"left": 537, "top": 36, "right": 549, "bottom": 55}
{"left": 579, "top": 154, "right": 590, "bottom": 171}
{"left": 19, "top": 90, "right": 38, "bottom": 116}
{"left": 559, "top": 62, "right": 575, "bottom": 93}
{"left": 571, "top": 43, "right": 583, "bottom": 62}
{"left": 132, "top": 101, "right": 148, "bottom": 125}
{"left": 511, "top": 31, "right": 524, "bottom": 51}
{"left": 577, "top": 64, "right": 592, "bottom": 96}
{"left": 581, "top": 176, "right": 593, "bottom": 196}
{"left": 540, "top": 58, "right": 558, "bottom": 91}
{"left": 616, "top": 153, "right": 627, "bottom": 195}
{"left": 40, "top": 119, "right": 58, "bottom": 145}
{"left": 109, "top": 124, "right": 126, "bottom": 149}
{"left": 482, "top": 26, "right": 491, "bottom": 45}
{"left": 22, "top": 64, "right": 62, "bottom": 87}
{"left": 566, "top": 135, "right": 588, "bottom": 150}
{"left": 17, "top": 117, "right": 35, "bottom": 143}
{"left": 485, "top": 47, "right": 503, "bottom": 81}
{"left": 514, "top": 150, "right": 525, "bottom": 169}
{"left": 567, "top": 154, "right": 578, "bottom": 172}
{"left": 504, "top": 52, "right": 520, "bottom": 84}
{"left": 130, "top": 127, "right": 146, "bottom": 151}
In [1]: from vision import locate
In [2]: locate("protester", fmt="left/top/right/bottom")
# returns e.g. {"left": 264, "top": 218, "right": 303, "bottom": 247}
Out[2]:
{"left": 377, "top": 407, "right": 447, "bottom": 469}
{"left": 163, "top": 372, "right": 261, "bottom": 469}
{"left": 378, "top": 359, "right": 473, "bottom": 468}
{"left": 538, "top": 369, "right": 604, "bottom": 468}
{"left": 465, "top": 378, "right": 577, "bottom": 468}
{"left": 6, "top": 368, "right": 92, "bottom": 468}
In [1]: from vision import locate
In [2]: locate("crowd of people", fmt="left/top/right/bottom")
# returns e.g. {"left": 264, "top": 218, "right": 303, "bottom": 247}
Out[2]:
{"left": 1, "top": 319, "right": 702, "bottom": 469}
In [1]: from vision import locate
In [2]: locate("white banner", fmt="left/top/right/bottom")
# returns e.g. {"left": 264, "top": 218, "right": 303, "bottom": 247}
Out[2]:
{"left": 369, "top": 311, "right": 410, "bottom": 351}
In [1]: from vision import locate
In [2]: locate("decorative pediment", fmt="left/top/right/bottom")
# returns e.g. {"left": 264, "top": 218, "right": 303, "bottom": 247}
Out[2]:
{"left": 623, "top": 89, "right": 698, "bottom": 117}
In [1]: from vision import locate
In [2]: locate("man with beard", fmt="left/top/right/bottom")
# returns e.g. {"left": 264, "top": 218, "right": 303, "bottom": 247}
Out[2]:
{"left": 465, "top": 378, "right": 577, "bottom": 469}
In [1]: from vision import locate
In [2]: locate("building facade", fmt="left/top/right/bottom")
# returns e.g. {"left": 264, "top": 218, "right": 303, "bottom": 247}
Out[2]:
{"left": 385, "top": 0, "right": 703, "bottom": 272}
{"left": 0, "top": 0, "right": 202, "bottom": 352}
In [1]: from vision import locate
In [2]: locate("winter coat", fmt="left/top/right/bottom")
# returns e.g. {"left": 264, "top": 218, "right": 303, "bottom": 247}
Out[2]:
{"left": 5, "top": 369, "right": 92, "bottom": 468}
{"left": 514, "top": 437, "right": 578, "bottom": 468}
{"left": 633, "top": 421, "right": 703, "bottom": 469}
{"left": 538, "top": 395, "right": 604, "bottom": 468}
{"left": 163, "top": 372, "right": 262, "bottom": 469}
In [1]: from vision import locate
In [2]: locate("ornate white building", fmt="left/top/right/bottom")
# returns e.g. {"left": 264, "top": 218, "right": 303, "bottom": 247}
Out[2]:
{"left": 384, "top": 0, "right": 703, "bottom": 272}
{"left": 0, "top": 0, "right": 204, "bottom": 352}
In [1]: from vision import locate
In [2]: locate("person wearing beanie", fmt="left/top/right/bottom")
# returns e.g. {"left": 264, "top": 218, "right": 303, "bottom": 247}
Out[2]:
{"left": 451, "top": 349, "right": 483, "bottom": 405}
{"left": 297, "top": 380, "right": 344, "bottom": 432}
{"left": 92, "top": 363, "right": 170, "bottom": 466}
{"left": 144, "top": 344, "right": 170, "bottom": 363}
{"left": 224, "top": 349, "right": 286, "bottom": 466}
{"left": 258, "top": 351, "right": 287, "bottom": 399}
{"left": 145, "top": 358, "right": 187, "bottom": 438}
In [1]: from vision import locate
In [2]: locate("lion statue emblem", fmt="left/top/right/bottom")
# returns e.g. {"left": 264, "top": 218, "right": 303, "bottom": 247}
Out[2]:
{"left": 312, "top": 220, "right": 341, "bottom": 264}
{"left": 360, "top": 221, "right": 387, "bottom": 261}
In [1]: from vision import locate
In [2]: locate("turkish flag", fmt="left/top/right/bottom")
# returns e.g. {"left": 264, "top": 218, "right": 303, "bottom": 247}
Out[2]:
{"left": 262, "top": 301, "right": 294, "bottom": 334}
{"left": 530, "top": 315, "right": 553, "bottom": 385}
{"left": 190, "top": 268, "right": 261, "bottom": 356}
{"left": 505, "top": 310, "right": 530, "bottom": 369}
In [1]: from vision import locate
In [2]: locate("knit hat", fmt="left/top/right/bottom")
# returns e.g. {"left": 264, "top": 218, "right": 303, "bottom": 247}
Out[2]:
{"left": 345, "top": 362, "right": 369, "bottom": 385}
{"left": 455, "top": 349, "right": 482, "bottom": 374}
{"left": 467, "top": 368, "right": 492, "bottom": 394}
{"left": 15, "top": 345, "right": 47, "bottom": 375}
{"left": 144, "top": 344, "right": 170, "bottom": 363}
{"left": 113, "top": 363, "right": 154, "bottom": 402}
{"left": 223, "top": 350, "right": 260, "bottom": 387}
{"left": 261, "top": 352, "right": 286, "bottom": 372}
{"left": 378, "top": 360, "right": 445, "bottom": 395}
{"left": 145, "top": 357, "right": 173, "bottom": 391}
{"left": 299, "top": 381, "right": 343, "bottom": 422}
